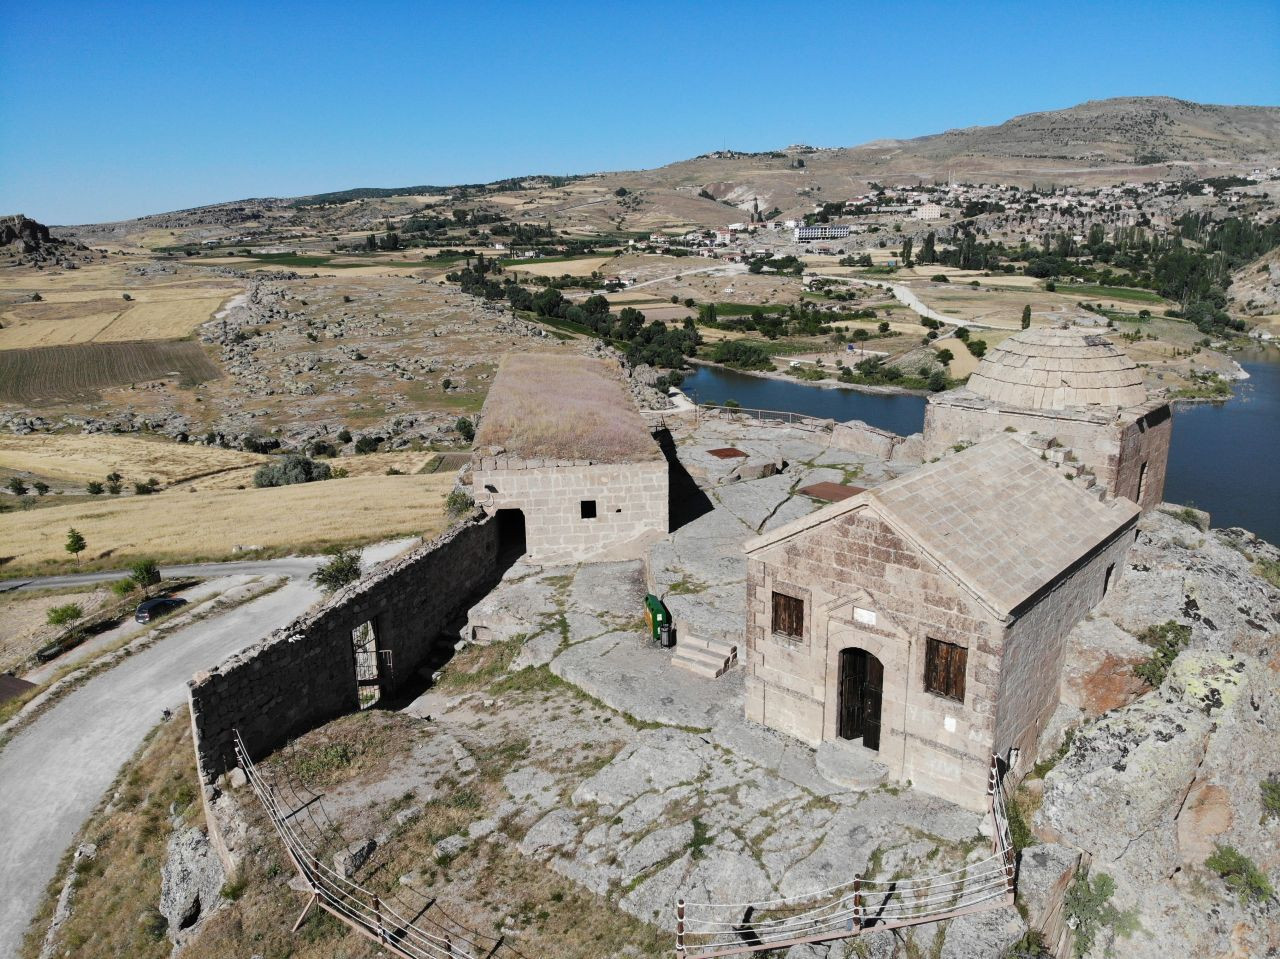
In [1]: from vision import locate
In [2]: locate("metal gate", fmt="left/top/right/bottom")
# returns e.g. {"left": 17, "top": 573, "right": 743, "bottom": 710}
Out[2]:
{"left": 351, "top": 621, "right": 384, "bottom": 709}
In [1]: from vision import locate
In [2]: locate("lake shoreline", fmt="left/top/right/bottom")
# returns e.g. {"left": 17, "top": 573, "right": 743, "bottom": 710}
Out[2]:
{"left": 685, "top": 358, "right": 932, "bottom": 399}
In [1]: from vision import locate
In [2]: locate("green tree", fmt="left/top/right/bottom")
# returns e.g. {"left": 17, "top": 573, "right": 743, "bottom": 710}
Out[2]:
{"left": 86, "top": 481, "right": 105, "bottom": 495}
{"left": 6, "top": 477, "right": 28, "bottom": 496}
{"left": 455, "top": 417, "right": 476, "bottom": 443}
{"left": 900, "top": 237, "right": 914, "bottom": 268}
{"left": 311, "top": 547, "right": 361, "bottom": 593}
{"left": 105, "top": 472, "right": 123, "bottom": 495}
{"left": 32, "top": 480, "right": 50, "bottom": 496}
{"left": 47, "top": 603, "right": 82, "bottom": 627}
{"left": 936, "top": 348, "right": 955, "bottom": 365}
{"left": 254, "top": 455, "right": 332, "bottom": 488}
{"left": 130, "top": 558, "right": 161, "bottom": 595}
{"left": 65, "top": 528, "right": 86, "bottom": 564}
{"left": 877, "top": 321, "right": 890, "bottom": 333}
{"left": 1021, "top": 304, "right": 1032, "bottom": 330}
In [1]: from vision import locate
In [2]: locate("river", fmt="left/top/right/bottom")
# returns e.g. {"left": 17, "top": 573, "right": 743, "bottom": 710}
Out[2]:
{"left": 680, "top": 352, "right": 1280, "bottom": 544}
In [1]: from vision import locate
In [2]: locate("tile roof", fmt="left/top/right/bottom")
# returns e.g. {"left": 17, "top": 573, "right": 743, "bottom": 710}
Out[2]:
{"left": 747, "top": 435, "right": 1140, "bottom": 617}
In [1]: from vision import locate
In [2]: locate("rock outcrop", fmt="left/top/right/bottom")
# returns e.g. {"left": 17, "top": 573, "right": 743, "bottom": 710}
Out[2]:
{"left": 159, "top": 826, "right": 225, "bottom": 941}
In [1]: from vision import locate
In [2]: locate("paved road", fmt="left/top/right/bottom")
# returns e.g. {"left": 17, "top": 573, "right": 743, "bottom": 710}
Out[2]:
{"left": 0, "top": 541, "right": 412, "bottom": 955}
{"left": 0, "top": 557, "right": 322, "bottom": 594}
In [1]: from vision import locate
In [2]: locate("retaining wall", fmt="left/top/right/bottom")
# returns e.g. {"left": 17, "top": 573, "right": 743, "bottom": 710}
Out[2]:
{"left": 187, "top": 514, "right": 499, "bottom": 782}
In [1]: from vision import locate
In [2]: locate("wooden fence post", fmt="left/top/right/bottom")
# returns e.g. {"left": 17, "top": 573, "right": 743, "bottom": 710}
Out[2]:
{"left": 373, "top": 894, "right": 384, "bottom": 942}
{"left": 853, "top": 875, "right": 862, "bottom": 930}
{"left": 675, "top": 898, "right": 686, "bottom": 957}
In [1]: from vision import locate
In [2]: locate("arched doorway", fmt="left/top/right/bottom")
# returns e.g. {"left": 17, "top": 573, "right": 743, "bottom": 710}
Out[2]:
{"left": 496, "top": 508, "right": 526, "bottom": 560}
{"left": 837, "top": 648, "right": 883, "bottom": 751}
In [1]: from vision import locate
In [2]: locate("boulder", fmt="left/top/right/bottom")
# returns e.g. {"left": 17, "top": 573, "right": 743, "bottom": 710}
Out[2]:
{"left": 333, "top": 837, "right": 376, "bottom": 878}
{"left": 159, "top": 827, "right": 225, "bottom": 939}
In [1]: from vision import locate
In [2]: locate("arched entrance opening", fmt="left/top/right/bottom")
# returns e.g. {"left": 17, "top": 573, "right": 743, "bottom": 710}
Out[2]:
{"left": 837, "top": 647, "right": 883, "bottom": 751}
{"left": 496, "top": 508, "right": 526, "bottom": 561}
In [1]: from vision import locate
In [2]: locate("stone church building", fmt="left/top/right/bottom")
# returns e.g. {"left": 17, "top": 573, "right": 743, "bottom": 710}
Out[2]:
{"left": 742, "top": 435, "right": 1142, "bottom": 812}
{"left": 923, "top": 326, "right": 1172, "bottom": 509}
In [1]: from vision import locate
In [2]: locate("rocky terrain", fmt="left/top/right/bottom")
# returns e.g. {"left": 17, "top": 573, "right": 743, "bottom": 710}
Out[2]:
{"left": 134, "top": 420, "right": 1278, "bottom": 959}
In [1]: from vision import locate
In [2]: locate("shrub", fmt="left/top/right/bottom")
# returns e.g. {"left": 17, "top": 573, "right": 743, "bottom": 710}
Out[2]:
{"left": 966, "top": 338, "right": 987, "bottom": 358}
{"left": 336, "top": 429, "right": 352, "bottom": 444}
{"left": 47, "top": 603, "right": 83, "bottom": 626}
{"left": 445, "top": 490, "right": 474, "bottom": 516}
{"left": 130, "top": 558, "right": 161, "bottom": 593}
{"left": 110, "top": 578, "right": 135, "bottom": 598}
{"left": 1204, "top": 844, "right": 1274, "bottom": 904}
{"left": 253, "top": 454, "right": 332, "bottom": 488}
{"left": 86, "top": 481, "right": 104, "bottom": 495}
{"left": 311, "top": 547, "right": 361, "bottom": 593}
{"left": 1064, "top": 870, "right": 1140, "bottom": 956}
{"left": 1133, "top": 621, "right": 1191, "bottom": 687}
{"left": 309, "top": 440, "right": 337, "bottom": 458}
{"left": 1262, "top": 776, "right": 1280, "bottom": 822}
{"left": 930, "top": 274, "right": 950, "bottom": 283}
{"left": 354, "top": 435, "right": 382, "bottom": 454}
{"left": 6, "top": 477, "right": 28, "bottom": 496}
{"left": 455, "top": 417, "right": 475, "bottom": 443}
{"left": 133, "top": 478, "right": 161, "bottom": 495}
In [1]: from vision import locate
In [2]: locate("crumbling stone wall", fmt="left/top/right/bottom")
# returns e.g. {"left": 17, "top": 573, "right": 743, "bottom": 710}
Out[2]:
{"left": 829, "top": 419, "right": 907, "bottom": 459}
{"left": 472, "top": 456, "right": 668, "bottom": 563}
{"left": 922, "top": 397, "right": 1171, "bottom": 509}
{"left": 188, "top": 515, "right": 499, "bottom": 782}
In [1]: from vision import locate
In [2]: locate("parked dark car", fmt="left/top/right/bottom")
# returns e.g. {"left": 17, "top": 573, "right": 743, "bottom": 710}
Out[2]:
{"left": 135, "top": 597, "right": 187, "bottom": 624}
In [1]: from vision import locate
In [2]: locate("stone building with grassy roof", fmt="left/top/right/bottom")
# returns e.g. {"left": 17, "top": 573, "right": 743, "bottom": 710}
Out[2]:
{"left": 742, "top": 435, "right": 1141, "bottom": 811}
{"left": 470, "top": 353, "right": 669, "bottom": 563}
{"left": 923, "top": 326, "right": 1172, "bottom": 510}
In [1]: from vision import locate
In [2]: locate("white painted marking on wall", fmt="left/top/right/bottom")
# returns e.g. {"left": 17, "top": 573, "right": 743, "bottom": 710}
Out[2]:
{"left": 853, "top": 607, "right": 876, "bottom": 626}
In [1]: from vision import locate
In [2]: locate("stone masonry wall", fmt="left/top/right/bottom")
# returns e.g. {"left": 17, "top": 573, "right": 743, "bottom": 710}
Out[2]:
{"left": 188, "top": 515, "right": 499, "bottom": 782}
{"left": 829, "top": 419, "right": 904, "bottom": 459}
{"left": 923, "top": 398, "right": 1171, "bottom": 510}
{"left": 472, "top": 457, "right": 668, "bottom": 563}
{"left": 745, "top": 505, "right": 1003, "bottom": 812}
{"left": 993, "top": 525, "right": 1137, "bottom": 766}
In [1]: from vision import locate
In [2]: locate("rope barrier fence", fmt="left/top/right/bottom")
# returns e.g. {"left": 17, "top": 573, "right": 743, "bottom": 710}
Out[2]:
{"left": 672, "top": 754, "right": 1018, "bottom": 957}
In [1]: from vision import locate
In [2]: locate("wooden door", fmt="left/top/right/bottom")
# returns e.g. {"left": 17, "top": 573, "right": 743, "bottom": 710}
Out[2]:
{"left": 862, "top": 653, "right": 883, "bottom": 752}
{"left": 838, "top": 648, "right": 866, "bottom": 740}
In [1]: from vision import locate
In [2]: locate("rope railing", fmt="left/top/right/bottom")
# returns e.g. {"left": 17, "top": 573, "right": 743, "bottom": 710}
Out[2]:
{"left": 694, "top": 403, "right": 835, "bottom": 432}
{"left": 233, "top": 730, "right": 509, "bottom": 959}
{"left": 673, "top": 755, "right": 1018, "bottom": 957}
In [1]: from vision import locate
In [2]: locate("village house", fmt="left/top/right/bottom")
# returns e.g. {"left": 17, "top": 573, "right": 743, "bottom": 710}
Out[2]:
{"left": 469, "top": 353, "right": 669, "bottom": 564}
{"left": 741, "top": 435, "right": 1142, "bottom": 812}
{"left": 923, "top": 326, "right": 1172, "bottom": 510}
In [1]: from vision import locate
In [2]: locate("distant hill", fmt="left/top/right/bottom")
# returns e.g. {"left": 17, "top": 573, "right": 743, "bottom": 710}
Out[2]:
{"left": 60, "top": 97, "right": 1280, "bottom": 244}
{"left": 889, "top": 97, "right": 1280, "bottom": 164}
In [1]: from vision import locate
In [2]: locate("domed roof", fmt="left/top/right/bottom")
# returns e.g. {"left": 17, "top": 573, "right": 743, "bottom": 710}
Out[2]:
{"left": 965, "top": 327, "right": 1148, "bottom": 411}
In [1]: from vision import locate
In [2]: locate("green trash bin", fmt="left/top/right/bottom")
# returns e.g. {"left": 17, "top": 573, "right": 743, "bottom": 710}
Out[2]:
{"left": 644, "top": 593, "right": 669, "bottom": 645}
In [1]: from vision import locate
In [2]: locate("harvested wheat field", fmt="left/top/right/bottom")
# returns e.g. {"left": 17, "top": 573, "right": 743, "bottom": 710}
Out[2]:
{"left": 503, "top": 255, "right": 611, "bottom": 278}
{"left": 475, "top": 353, "right": 657, "bottom": 462}
{"left": 0, "top": 474, "right": 453, "bottom": 572}
{"left": 0, "top": 434, "right": 266, "bottom": 485}
{"left": 0, "top": 340, "right": 221, "bottom": 405}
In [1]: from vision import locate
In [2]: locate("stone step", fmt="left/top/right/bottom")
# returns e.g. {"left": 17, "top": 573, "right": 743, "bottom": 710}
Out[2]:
{"left": 677, "top": 633, "right": 738, "bottom": 659}
{"left": 671, "top": 638, "right": 737, "bottom": 679}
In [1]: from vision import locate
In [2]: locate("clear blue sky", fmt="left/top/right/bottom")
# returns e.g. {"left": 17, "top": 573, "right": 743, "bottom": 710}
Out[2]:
{"left": 2, "top": 1, "right": 1277, "bottom": 224}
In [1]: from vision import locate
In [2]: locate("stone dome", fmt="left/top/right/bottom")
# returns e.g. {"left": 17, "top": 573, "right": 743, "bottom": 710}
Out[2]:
{"left": 965, "top": 327, "right": 1148, "bottom": 411}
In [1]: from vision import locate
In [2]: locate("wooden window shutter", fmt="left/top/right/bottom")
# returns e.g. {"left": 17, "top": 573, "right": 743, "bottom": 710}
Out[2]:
{"left": 771, "top": 591, "right": 804, "bottom": 639}
{"left": 925, "top": 637, "right": 966, "bottom": 702}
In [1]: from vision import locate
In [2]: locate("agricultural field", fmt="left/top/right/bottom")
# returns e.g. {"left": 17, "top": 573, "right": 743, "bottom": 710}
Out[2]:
{"left": 0, "top": 290, "right": 232, "bottom": 350}
{"left": 0, "top": 340, "right": 221, "bottom": 405}
{"left": 0, "top": 584, "right": 113, "bottom": 674}
{"left": 0, "top": 434, "right": 266, "bottom": 488}
{"left": 175, "top": 450, "right": 449, "bottom": 491}
{"left": 0, "top": 473, "right": 454, "bottom": 575}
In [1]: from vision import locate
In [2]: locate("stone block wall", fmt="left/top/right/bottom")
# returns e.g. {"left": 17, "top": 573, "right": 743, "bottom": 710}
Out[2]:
{"left": 992, "top": 522, "right": 1138, "bottom": 766}
{"left": 188, "top": 515, "right": 499, "bottom": 782}
{"left": 829, "top": 419, "right": 903, "bottom": 459}
{"left": 745, "top": 505, "right": 1002, "bottom": 812}
{"left": 472, "top": 457, "right": 668, "bottom": 563}
{"left": 923, "top": 397, "right": 1171, "bottom": 509}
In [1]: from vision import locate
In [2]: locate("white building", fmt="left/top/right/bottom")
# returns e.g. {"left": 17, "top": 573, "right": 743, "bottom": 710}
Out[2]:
{"left": 916, "top": 203, "right": 944, "bottom": 221}
{"left": 794, "top": 224, "right": 852, "bottom": 242}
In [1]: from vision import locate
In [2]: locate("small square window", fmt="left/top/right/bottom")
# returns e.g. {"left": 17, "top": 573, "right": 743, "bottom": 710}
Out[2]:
{"left": 580, "top": 500, "right": 597, "bottom": 519}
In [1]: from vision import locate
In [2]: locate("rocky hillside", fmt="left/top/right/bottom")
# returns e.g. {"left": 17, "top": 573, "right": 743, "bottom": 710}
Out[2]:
{"left": 893, "top": 97, "right": 1280, "bottom": 164}
{"left": 0, "top": 215, "right": 65, "bottom": 254}
{"left": 1034, "top": 507, "right": 1280, "bottom": 958}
